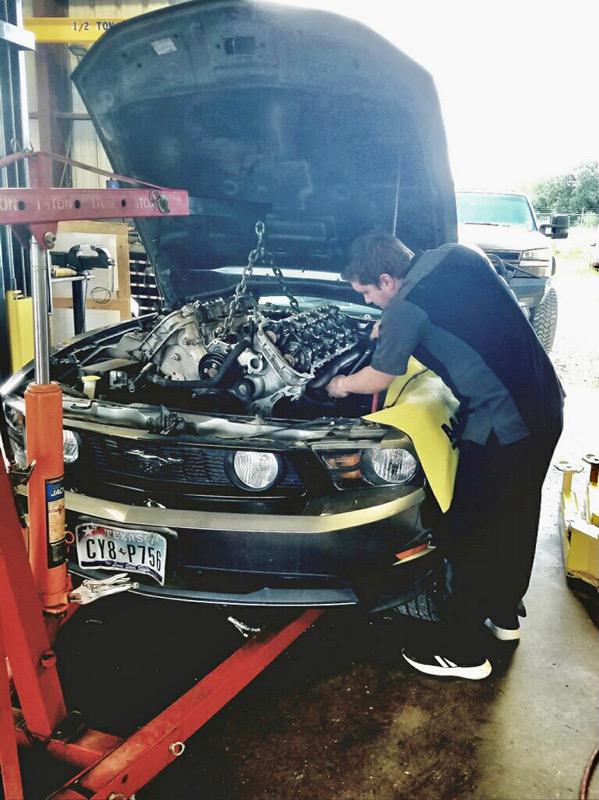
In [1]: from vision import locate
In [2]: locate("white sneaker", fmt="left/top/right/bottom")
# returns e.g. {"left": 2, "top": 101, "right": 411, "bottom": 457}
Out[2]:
{"left": 484, "top": 614, "right": 521, "bottom": 641}
{"left": 401, "top": 647, "right": 492, "bottom": 680}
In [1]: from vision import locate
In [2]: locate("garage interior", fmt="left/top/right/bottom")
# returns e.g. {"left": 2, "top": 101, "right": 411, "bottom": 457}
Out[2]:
{"left": 1, "top": 0, "right": 598, "bottom": 798}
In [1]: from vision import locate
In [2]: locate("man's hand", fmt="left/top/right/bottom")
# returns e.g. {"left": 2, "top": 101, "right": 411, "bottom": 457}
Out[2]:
{"left": 326, "top": 375, "right": 350, "bottom": 398}
{"left": 370, "top": 320, "right": 381, "bottom": 340}
{"left": 326, "top": 366, "right": 394, "bottom": 397}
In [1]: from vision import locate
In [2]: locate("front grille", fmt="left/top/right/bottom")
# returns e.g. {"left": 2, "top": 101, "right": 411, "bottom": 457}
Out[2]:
{"left": 75, "top": 432, "right": 303, "bottom": 490}
{"left": 484, "top": 249, "right": 520, "bottom": 267}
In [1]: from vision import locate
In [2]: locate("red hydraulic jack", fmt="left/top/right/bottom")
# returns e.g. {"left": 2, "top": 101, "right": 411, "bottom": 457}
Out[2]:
{"left": 0, "top": 151, "right": 323, "bottom": 799}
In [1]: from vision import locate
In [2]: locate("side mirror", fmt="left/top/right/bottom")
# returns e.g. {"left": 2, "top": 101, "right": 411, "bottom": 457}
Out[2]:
{"left": 540, "top": 213, "right": 569, "bottom": 239}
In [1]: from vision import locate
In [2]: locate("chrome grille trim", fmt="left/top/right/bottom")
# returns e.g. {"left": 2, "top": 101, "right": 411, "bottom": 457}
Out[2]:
{"left": 484, "top": 249, "right": 521, "bottom": 266}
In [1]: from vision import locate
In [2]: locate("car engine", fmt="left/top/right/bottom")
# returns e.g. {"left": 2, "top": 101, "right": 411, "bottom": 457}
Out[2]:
{"left": 108, "top": 297, "right": 373, "bottom": 415}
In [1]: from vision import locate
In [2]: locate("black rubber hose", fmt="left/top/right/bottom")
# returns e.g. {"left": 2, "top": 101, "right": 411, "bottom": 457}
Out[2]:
{"left": 310, "top": 344, "right": 370, "bottom": 390}
{"left": 149, "top": 339, "right": 249, "bottom": 390}
{"left": 348, "top": 342, "right": 375, "bottom": 375}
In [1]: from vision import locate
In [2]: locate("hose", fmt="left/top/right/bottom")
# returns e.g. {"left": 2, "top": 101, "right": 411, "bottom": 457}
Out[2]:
{"left": 348, "top": 342, "right": 375, "bottom": 375}
{"left": 310, "top": 345, "right": 365, "bottom": 390}
{"left": 148, "top": 339, "right": 249, "bottom": 391}
{"left": 580, "top": 743, "right": 599, "bottom": 800}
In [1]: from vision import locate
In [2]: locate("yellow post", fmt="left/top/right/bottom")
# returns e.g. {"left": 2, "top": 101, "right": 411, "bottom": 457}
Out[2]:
{"left": 5, "top": 291, "right": 34, "bottom": 372}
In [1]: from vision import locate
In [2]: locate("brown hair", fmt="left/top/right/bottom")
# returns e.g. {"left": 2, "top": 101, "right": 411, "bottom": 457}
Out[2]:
{"left": 342, "top": 232, "right": 414, "bottom": 286}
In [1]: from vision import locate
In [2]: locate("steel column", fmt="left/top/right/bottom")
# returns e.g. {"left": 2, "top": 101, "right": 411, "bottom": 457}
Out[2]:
{"left": 29, "top": 241, "right": 51, "bottom": 385}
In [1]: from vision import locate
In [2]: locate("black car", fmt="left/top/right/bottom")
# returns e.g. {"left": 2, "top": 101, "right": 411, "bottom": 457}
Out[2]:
{"left": 2, "top": 0, "right": 459, "bottom": 611}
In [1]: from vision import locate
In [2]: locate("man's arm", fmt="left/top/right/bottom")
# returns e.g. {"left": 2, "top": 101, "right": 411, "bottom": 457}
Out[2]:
{"left": 327, "top": 366, "right": 394, "bottom": 398}
{"left": 327, "top": 298, "right": 427, "bottom": 398}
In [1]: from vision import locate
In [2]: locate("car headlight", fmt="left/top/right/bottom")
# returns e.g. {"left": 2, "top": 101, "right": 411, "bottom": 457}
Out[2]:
{"left": 227, "top": 450, "right": 281, "bottom": 491}
{"left": 361, "top": 447, "right": 418, "bottom": 485}
{"left": 521, "top": 248, "right": 551, "bottom": 261}
{"left": 318, "top": 440, "right": 421, "bottom": 488}
{"left": 519, "top": 248, "right": 552, "bottom": 277}
{"left": 63, "top": 430, "right": 80, "bottom": 464}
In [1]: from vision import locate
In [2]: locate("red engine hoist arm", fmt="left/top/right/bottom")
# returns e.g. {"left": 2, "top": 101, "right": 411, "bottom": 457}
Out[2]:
{"left": 0, "top": 150, "right": 189, "bottom": 249}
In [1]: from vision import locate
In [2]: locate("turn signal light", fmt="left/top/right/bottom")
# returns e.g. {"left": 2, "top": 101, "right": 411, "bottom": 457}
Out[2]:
{"left": 323, "top": 453, "right": 361, "bottom": 469}
{"left": 321, "top": 451, "right": 364, "bottom": 485}
{"left": 337, "top": 468, "right": 362, "bottom": 480}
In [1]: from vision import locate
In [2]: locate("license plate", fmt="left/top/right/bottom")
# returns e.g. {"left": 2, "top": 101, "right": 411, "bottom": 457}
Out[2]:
{"left": 76, "top": 522, "right": 167, "bottom": 585}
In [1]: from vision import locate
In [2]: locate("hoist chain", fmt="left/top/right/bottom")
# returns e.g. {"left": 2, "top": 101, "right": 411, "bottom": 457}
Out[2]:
{"left": 222, "top": 220, "right": 266, "bottom": 336}
{"left": 222, "top": 220, "right": 300, "bottom": 335}
{"left": 271, "top": 265, "right": 300, "bottom": 311}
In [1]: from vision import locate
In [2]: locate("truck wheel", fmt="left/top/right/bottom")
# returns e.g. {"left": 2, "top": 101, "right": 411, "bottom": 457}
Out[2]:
{"left": 531, "top": 287, "right": 558, "bottom": 352}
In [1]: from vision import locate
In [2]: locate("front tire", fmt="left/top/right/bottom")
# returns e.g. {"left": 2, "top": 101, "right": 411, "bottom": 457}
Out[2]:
{"left": 531, "top": 287, "right": 558, "bottom": 352}
{"left": 392, "top": 588, "right": 440, "bottom": 621}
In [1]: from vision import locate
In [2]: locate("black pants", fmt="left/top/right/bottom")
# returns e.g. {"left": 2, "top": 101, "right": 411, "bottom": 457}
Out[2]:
{"left": 438, "top": 419, "right": 562, "bottom": 652}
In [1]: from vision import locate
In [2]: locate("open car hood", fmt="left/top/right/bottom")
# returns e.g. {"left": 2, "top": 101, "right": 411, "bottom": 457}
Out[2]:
{"left": 73, "top": 0, "right": 457, "bottom": 307}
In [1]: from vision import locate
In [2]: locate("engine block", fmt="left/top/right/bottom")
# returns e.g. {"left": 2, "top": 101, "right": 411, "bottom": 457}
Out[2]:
{"left": 116, "top": 298, "right": 370, "bottom": 415}
{"left": 230, "top": 305, "right": 361, "bottom": 413}
{"left": 261, "top": 306, "right": 359, "bottom": 373}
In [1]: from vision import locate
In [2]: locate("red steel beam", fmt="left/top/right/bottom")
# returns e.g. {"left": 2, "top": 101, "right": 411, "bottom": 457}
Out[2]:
{"left": 0, "top": 188, "right": 190, "bottom": 225}
{"left": 0, "top": 467, "right": 67, "bottom": 738}
{"left": 14, "top": 711, "right": 123, "bottom": 770}
{"left": 0, "top": 625, "right": 24, "bottom": 800}
{"left": 0, "top": 150, "right": 189, "bottom": 247}
{"left": 51, "top": 609, "right": 323, "bottom": 800}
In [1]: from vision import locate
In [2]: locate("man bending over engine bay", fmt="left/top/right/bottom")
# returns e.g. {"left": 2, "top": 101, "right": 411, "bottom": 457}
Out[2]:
{"left": 326, "top": 232, "right": 563, "bottom": 680}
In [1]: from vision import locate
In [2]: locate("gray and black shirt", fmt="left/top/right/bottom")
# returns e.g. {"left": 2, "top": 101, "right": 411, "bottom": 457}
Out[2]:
{"left": 371, "top": 243, "right": 563, "bottom": 445}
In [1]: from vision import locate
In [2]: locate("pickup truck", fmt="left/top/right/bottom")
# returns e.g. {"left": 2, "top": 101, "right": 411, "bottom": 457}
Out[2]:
{"left": 457, "top": 191, "right": 568, "bottom": 351}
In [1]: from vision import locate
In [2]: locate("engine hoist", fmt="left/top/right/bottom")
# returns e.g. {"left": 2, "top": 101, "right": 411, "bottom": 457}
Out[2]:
{"left": 0, "top": 150, "right": 322, "bottom": 799}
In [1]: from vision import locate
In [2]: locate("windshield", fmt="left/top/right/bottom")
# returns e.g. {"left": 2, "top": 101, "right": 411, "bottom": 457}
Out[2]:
{"left": 456, "top": 193, "right": 536, "bottom": 231}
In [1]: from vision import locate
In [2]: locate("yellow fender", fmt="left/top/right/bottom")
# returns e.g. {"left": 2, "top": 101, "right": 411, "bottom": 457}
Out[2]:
{"left": 364, "top": 358, "right": 459, "bottom": 512}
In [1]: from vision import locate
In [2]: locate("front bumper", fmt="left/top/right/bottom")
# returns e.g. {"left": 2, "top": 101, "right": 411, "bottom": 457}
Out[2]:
{"left": 16, "top": 484, "right": 437, "bottom": 606}
{"left": 60, "top": 485, "right": 426, "bottom": 534}
{"left": 508, "top": 275, "right": 549, "bottom": 311}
